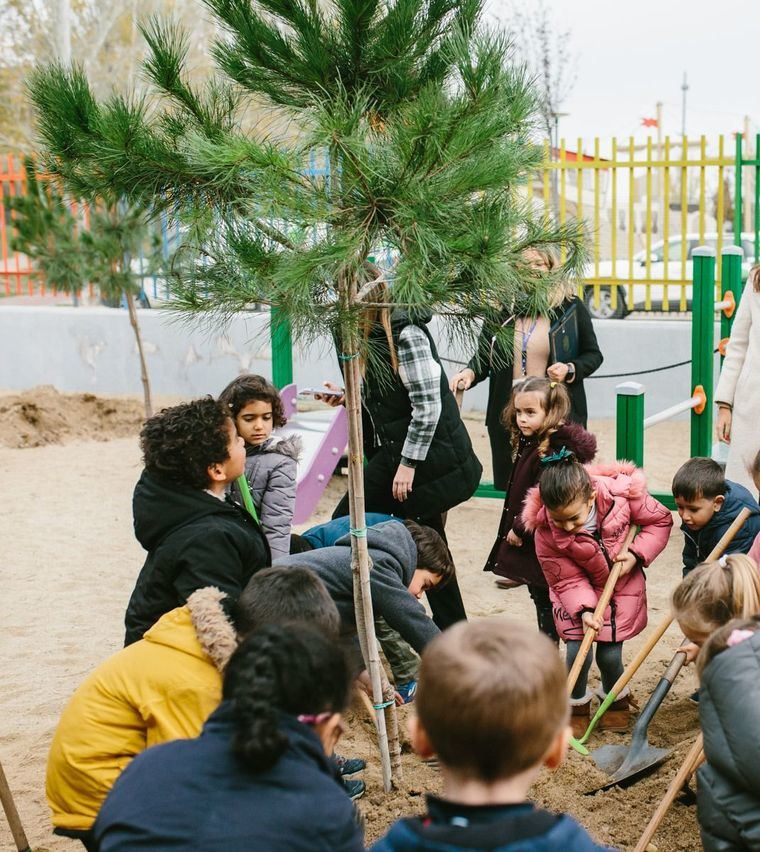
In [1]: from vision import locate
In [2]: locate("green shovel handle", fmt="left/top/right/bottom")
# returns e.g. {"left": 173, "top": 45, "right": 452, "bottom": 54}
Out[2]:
{"left": 236, "top": 474, "right": 260, "bottom": 524}
{"left": 578, "top": 690, "right": 618, "bottom": 745}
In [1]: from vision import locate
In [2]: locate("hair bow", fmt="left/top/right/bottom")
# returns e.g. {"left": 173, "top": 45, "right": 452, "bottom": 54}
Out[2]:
{"left": 540, "top": 446, "right": 575, "bottom": 466}
{"left": 726, "top": 628, "right": 755, "bottom": 648}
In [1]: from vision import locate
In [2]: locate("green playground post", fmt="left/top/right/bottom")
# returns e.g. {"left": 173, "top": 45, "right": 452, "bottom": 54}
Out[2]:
{"left": 270, "top": 307, "right": 293, "bottom": 389}
{"left": 615, "top": 382, "right": 645, "bottom": 468}
{"left": 734, "top": 133, "right": 743, "bottom": 249}
{"left": 720, "top": 246, "right": 744, "bottom": 367}
{"left": 690, "top": 247, "right": 715, "bottom": 459}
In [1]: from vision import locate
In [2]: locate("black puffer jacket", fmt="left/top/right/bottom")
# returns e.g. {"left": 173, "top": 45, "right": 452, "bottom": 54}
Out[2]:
{"left": 697, "top": 630, "right": 760, "bottom": 851}
{"left": 124, "top": 471, "right": 269, "bottom": 646}
{"left": 360, "top": 310, "right": 482, "bottom": 517}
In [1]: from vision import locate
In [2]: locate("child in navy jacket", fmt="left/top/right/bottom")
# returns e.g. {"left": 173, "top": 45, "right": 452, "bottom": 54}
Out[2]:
{"left": 373, "top": 621, "right": 613, "bottom": 852}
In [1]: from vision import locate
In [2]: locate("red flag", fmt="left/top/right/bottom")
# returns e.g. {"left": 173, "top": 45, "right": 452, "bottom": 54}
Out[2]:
{"left": 641, "top": 117, "right": 658, "bottom": 128}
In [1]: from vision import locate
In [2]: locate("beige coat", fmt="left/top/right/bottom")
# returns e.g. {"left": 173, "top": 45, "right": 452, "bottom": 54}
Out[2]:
{"left": 715, "top": 276, "right": 760, "bottom": 492}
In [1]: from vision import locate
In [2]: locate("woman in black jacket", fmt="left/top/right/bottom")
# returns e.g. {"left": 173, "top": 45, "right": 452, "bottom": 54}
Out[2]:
{"left": 450, "top": 248, "right": 603, "bottom": 490}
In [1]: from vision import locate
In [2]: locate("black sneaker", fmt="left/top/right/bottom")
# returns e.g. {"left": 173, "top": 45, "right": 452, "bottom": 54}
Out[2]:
{"left": 689, "top": 689, "right": 700, "bottom": 704}
{"left": 335, "top": 754, "right": 366, "bottom": 777}
{"left": 344, "top": 778, "right": 366, "bottom": 801}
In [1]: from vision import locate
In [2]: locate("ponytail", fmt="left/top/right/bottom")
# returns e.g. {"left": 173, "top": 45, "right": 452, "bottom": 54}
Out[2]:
{"left": 222, "top": 624, "right": 350, "bottom": 772}
{"left": 697, "top": 615, "right": 760, "bottom": 677}
{"left": 501, "top": 377, "right": 571, "bottom": 454}
{"left": 672, "top": 555, "right": 760, "bottom": 639}
{"left": 538, "top": 448, "right": 593, "bottom": 510}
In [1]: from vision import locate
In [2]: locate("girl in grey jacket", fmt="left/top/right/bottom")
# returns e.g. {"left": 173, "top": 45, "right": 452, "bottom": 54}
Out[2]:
{"left": 219, "top": 375, "right": 301, "bottom": 562}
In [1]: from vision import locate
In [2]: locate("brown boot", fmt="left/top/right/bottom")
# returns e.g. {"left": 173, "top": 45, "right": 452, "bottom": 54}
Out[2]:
{"left": 494, "top": 576, "right": 523, "bottom": 590}
{"left": 570, "top": 695, "right": 592, "bottom": 739}
{"left": 598, "top": 691, "right": 635, "bottom": 732}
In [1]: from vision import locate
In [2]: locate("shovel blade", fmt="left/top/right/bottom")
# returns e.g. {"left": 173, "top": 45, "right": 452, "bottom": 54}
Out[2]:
{"left": 590, "top": 743, "right": 631, "bottom": 775}
{"left": 589, "top": 744, "right": 671, "bottom": 792}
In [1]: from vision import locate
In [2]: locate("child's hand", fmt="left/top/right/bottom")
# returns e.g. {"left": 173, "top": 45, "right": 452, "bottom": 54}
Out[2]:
{"left": 681, "top": 642, "right": 701, "bottom": 665}
{"left": 581, "top": 611, "right": 602, "bottom": 632}
{"left": 506, "top": 529, "right": 523, "bottom": 547}
{"left": 614, "top": 551, "right": 638, "bottom": 575}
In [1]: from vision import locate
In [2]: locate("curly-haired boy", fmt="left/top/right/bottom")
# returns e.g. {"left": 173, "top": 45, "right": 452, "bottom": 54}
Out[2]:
{"left": 124, "top": 398, "right": 269, "bottom": 645}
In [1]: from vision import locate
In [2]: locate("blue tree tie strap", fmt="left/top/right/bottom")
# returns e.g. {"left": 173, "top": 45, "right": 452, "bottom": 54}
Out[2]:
{"left": 338, "top": 351, "right": 360, "bottom": 361}
{"left": 373, "top": 699, "right": 395, "bottom": 710}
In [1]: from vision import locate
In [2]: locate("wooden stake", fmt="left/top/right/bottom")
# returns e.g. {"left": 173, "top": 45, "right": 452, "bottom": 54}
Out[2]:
{"left": 125, "top": 290, "right": 153, "bottom": 418}
{"left": 0, "top": 759, "right": 31, "bottom": 852}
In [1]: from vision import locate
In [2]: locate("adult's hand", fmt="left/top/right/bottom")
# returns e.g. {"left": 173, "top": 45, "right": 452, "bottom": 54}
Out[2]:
{"left": 547, "top": 362, "right": 570, "bottom": 382}
{"left": 314, "top": 380, "right": 346, "bottom": 407}
{"left": 449, "top": 368, "right": 475, "bottom": 393}
{"left": 392, "top": 463, "right": 415, "bottom": 502}
{"left": 716, "top": 406, "right": 732, "bottom": 443}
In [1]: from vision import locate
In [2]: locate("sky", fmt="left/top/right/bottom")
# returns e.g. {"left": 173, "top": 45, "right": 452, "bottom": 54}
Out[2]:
{"left": 487, "top": 0, "right": 758, "bottom": 151}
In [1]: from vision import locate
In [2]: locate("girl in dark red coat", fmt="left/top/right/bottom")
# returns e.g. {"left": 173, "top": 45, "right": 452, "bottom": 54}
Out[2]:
{"left": 484, "top": 378, "right": 597, "bottom": 642}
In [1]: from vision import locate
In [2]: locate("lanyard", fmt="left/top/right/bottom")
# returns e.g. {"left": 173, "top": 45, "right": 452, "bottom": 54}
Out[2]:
{"left": 519, "top": 317, "right": 538, "bottom": 376}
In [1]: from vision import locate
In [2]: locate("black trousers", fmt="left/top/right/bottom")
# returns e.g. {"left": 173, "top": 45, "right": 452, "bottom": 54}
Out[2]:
{"left": 527, "top": 584, "right": 559, "bottom": 644}
{"left": 487, "top": 419, "right": 513, "bottom": 492}
{"left": 332, "top": 491, "right": 467, "bottom": 631}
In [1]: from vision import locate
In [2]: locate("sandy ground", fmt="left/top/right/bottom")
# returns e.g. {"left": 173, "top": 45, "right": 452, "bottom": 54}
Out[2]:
{"left": 0, "top": 390, "right": 699, "bottom": 851}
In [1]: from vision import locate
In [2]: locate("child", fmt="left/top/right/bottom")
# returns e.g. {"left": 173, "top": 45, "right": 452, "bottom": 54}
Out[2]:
{"left": 691, "top": 616, "right": 760, "bottom": 851}
{"left": 124, "top": 398, "right": 269, "bottom": 646}
{"left": 373, "top": 621, "right": 612, "bottom": 851}
{"left": 47, "top": 567, "right": 343, "bottom": 847}
{"left": 275, "top": 520, "right": 451, "bottom": 678}
{"left": 522, "top": 453, "right": 672, "bottom": 734}
{"left": 92, "top": 625, "right": 364, "bottom": 852}
{"left": 672, "top": 456, "right": 760, "bottom": 577}
{"left": 219, "top": 374, "right": 300, "bottom": 561}
{"left": 484, "top": 378, "right": 597, "bottom": 642}
{"left": 671, "top": 554, "right": 760, "bottom": 663}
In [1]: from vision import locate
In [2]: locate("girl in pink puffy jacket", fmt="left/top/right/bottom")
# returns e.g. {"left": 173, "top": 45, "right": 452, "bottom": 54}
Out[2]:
{"left": 522, "top": 452, "right": 673, "bottom": 735}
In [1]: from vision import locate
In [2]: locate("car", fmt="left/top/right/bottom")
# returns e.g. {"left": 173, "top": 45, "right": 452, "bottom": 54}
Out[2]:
{"left": 584, "top": 233, "right": 756, "bottom": 319}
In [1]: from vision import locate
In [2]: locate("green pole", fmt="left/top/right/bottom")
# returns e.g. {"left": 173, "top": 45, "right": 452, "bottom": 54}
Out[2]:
{"left": 720, "top": 246, "right": 744, "bottom": 367}
{"left": 616, "top": 381, "right": 645, "bottom": 468}
{"left": 691, "top": 247, "right": 715, "bottom": 458}
{"left": 270, "top": 307, "right": 293, "bottom": 389}
{"left": 734, "top": 133, "right": 743, "bottom": 248}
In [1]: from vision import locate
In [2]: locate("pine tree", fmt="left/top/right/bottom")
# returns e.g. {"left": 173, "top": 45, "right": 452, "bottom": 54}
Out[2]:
{"left": 28, "top": 0, "right": 586, "bottom": 789}
{"left": 10, "top": 161, "right": 157, "bottom": 417}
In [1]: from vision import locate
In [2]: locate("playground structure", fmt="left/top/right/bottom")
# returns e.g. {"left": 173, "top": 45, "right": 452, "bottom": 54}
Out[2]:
{"left": 615, "top": 245, "right": 744, "bottom": 509}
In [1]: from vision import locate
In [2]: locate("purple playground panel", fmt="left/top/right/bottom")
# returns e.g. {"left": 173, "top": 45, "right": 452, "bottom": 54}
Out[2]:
{"left": 276, "top": 383, "right": 349, "bottom": 524}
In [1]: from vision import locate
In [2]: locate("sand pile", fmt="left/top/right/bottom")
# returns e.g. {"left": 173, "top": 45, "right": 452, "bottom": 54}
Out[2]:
{"left": 0, "top": 387, "right": 146, "bottom": 448}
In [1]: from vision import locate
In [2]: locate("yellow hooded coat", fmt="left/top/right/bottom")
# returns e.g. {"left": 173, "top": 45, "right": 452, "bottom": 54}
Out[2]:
{"left": 46, "top": 587, "right": 237, "bottom": 832}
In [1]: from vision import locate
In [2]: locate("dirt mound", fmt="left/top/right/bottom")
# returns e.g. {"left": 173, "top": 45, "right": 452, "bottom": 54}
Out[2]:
{"left": 0, "top": 386, "right": 145, "bottom": 448}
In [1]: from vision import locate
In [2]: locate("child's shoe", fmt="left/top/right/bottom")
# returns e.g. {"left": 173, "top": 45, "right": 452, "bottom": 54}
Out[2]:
{"left": 334, "top": 755, "right": 366, "bottom": 777}
{"left": 597, "top": 687, "right": 635, "bottom": 732}
{"left": 570, "top": 693, "right": 592, "bottom": 738}
{"left": 343, "top": 779, "right": 366, "bottom": 801}
{"left": 495, "top": 576, "right": 523, "bottom": 589}
{"left": 395, "top": 679, "right": 417, "bottom": 704}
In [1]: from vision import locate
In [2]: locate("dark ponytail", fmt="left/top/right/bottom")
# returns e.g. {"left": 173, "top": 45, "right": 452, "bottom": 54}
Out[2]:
{"left": 538, "top": 448, "right": 594, "bottom": 510}
{"left": 222, "top": 624, "right": 350, "bottom": 772}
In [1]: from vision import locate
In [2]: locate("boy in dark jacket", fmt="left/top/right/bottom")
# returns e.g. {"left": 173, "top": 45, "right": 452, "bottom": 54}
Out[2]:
{"left": 124, "top": 398, "right": 270, "bottom": 646}
{"left": 373, "top": 620, "right": 613, "bottom": 852}
{"left": 672, "top": 457, "right": 760, "bottom": 576}
{"left": 274, "top": 520, "right": 449, "bottom": 662}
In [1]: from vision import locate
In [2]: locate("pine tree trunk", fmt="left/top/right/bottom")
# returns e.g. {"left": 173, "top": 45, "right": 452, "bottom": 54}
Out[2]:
{"left": 125, "top": 291, "right": 153, "bottom": 419}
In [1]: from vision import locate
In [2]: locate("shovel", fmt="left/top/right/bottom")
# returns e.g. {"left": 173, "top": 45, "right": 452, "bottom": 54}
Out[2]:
{"left": 576, "top": 506, "right": 753, "bottom": 748}
{"left": 587, "top": 646, "right": 687, "bottom": 790}
{"left": 0, "top": 758, "right": 31, "bottom": 852}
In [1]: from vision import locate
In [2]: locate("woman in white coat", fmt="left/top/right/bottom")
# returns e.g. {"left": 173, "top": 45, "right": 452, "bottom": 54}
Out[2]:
{"left": 715, "top": 266, "right": 760, "bottom": 492}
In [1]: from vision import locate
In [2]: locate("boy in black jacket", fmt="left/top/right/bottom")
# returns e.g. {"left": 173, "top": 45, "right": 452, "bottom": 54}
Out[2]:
{"left": 672, "top": 457, "right": 760, "bottom": 576}
{"left": 124, "top": 398, "right": 269, "bottom": 646}
{"left": 373, "top": 621, "right": 611, "bottom": 852}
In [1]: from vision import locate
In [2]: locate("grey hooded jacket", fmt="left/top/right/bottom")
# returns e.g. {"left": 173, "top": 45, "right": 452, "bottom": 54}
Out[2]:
{"left": 274, "top": 522, "right": 440, "bottom": 654}
{"left": 230, "top": 435, "right": 300, "bottom": 563}
{"left": 697, "top": 630, "right": 760, "bottom": 851}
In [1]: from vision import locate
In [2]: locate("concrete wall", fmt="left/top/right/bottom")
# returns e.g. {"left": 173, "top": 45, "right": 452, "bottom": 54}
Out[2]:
{"left": 0, "top": 305, "right": 721, "bottom": 420}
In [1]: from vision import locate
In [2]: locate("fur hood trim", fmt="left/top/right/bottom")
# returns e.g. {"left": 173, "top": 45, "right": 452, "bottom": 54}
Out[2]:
{"left": 248, "top": 434, "right": 302, "bottom": 461}
{"left": 186, "top": 587, "right": 238, "bottom": 672}
{"left": 549, "top": 422, "right": 597, "bottom": 463}
{"left": 520, "top": 460, "right": 648, "bottom": 533}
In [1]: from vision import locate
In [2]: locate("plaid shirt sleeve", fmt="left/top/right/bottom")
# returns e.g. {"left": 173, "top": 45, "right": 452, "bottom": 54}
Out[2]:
{"left": 397, "top": 325, "right": 443, "bottom": 462}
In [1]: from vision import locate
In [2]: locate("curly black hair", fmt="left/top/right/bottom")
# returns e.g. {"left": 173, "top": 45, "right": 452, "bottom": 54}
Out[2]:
{"left": 223, "top": 623, "right": 350, "bottom": 772}
{"left": 218, "top": 374, "right": 287, "bottom": 428}
{"left": 140, "top": 397, "right": 233, "bottom": 490}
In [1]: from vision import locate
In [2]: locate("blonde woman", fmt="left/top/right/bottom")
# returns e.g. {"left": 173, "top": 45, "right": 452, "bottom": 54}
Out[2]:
{"left": 451, "top": 248, "right": 603, "bottom": 490}
{"left": 716, "top": 265, "right": 760, "bottom": 492}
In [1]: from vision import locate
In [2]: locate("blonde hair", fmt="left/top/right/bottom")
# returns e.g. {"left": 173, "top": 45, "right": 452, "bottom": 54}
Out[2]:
{"left": 523, "top": 246, "right": 576, "bottom": 307}
{"left": 358, "top": 282, "right": 398, "bottom": 374}
{"left": 672, "top": 555, "right": 760, "bottom": 639}
{"left": 501, "top": 377, "right": 571, "bottom": 458}
{"left": 417, "top": 620, "right": 567, "bottom": 781}
{"left": 697, "top": 615, "right": 760, "bottom": 677}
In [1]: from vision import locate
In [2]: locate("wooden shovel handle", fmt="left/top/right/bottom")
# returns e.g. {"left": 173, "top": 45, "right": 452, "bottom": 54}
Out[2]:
{"left": 605, "top": 506, "right": 754, "bottom": 697}
{"left": 633, "top": 734, "right": 704, "bottom": 852}
{"left": 566, "top": 526, "right": 637, "bottom": 694}
{"left": 0, "top": 759, "right": 31, "bottom": 852}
